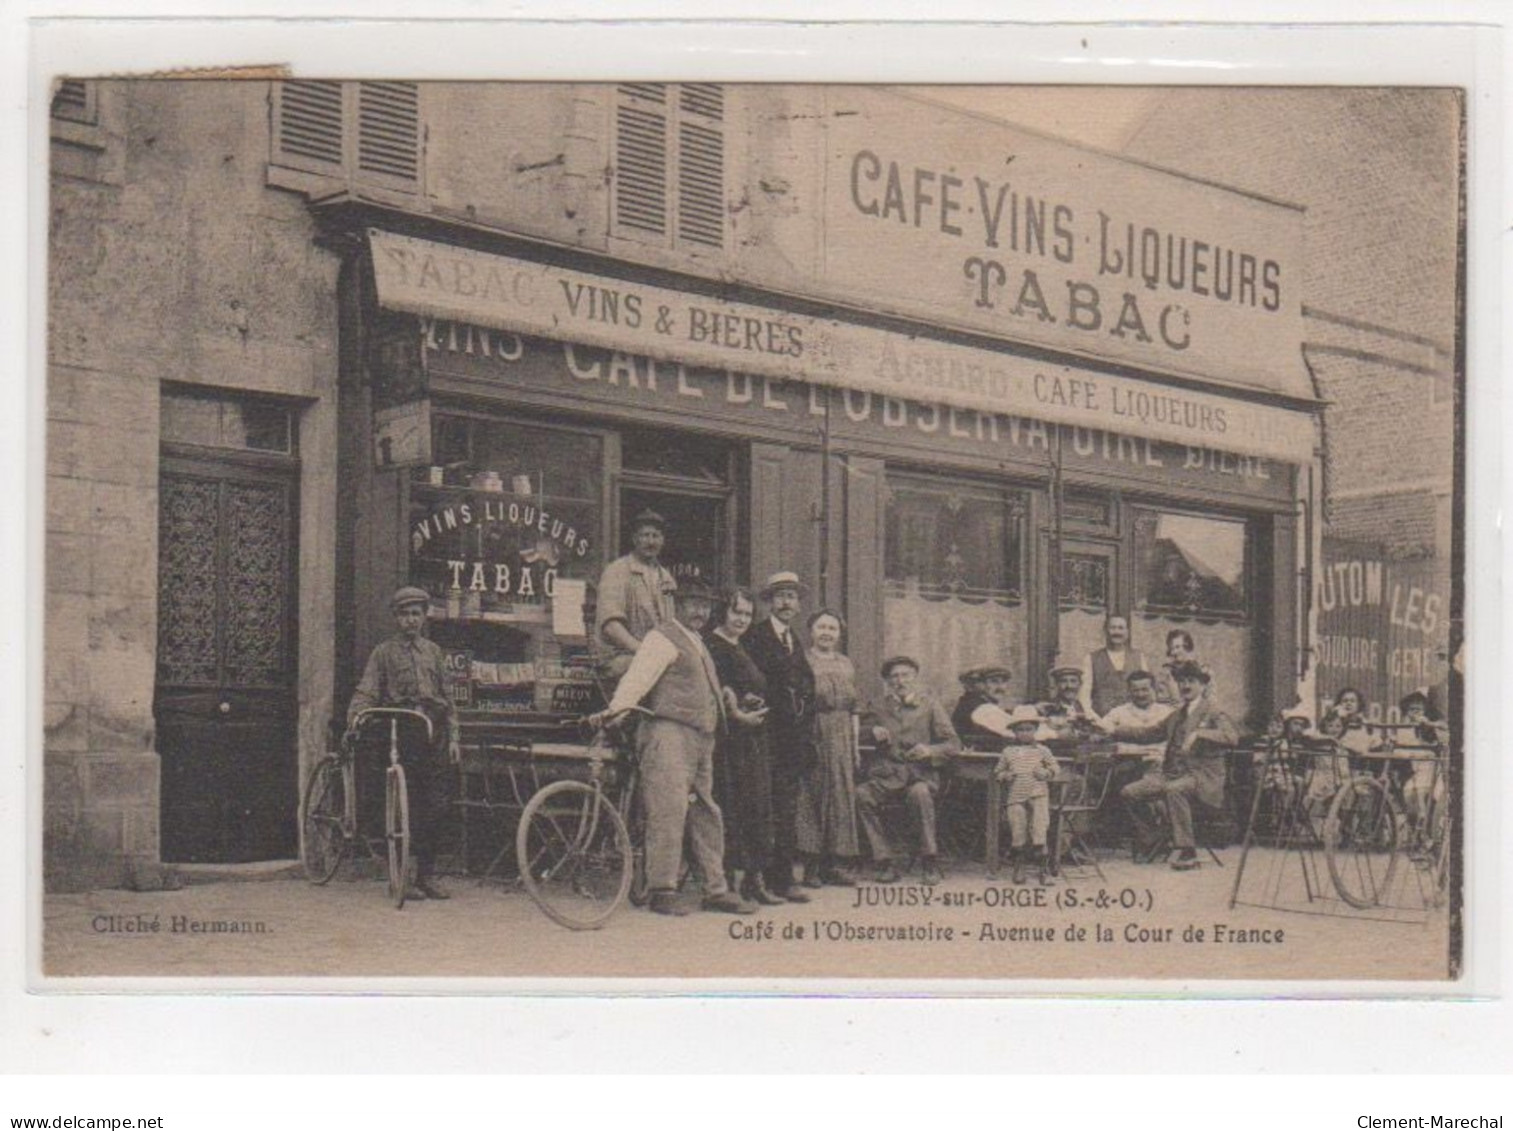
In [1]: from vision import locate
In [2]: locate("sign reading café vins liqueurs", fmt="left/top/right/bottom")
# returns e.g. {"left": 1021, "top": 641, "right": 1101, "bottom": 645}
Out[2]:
{"left": 821, "top": 88, "right": 1311, "bottom": 400}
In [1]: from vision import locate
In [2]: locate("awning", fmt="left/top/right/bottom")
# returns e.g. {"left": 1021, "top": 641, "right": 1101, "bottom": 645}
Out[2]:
{"left": 368, "top": 230, "right": 1318, "bottom": 466}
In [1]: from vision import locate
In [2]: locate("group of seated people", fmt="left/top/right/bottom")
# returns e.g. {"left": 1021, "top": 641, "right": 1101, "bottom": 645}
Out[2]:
{"left": 953, "top": 642, "right": 1239, "bottom": 876}
{"left": 1257, "top": 687, "right": 1449, "bottom": 846}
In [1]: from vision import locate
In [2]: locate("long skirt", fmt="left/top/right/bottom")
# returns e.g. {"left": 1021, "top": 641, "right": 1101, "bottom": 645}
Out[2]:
{"left": 794, "top": 709, "right": 859, "bottom": 857}
{"left": 712, "top": 729, "right": 776, "bottom": 874}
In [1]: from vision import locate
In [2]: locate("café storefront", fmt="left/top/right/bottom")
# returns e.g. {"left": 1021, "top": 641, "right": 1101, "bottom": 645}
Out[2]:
{"left": 330, "top": 220, "right": 1317, "bottom": 737}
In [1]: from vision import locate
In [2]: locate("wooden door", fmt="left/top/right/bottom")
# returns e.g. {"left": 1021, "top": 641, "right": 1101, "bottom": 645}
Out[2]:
{"left": 1046, "top": 536, "right": 1119, "bottom": 693}
{"left": 155, "top": 456, "right": 299, "bottom": 862}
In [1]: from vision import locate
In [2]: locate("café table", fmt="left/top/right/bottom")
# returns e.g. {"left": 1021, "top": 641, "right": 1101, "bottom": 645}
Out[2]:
{"left": 953, "top": 738, "right": 1150, "bottom": 878}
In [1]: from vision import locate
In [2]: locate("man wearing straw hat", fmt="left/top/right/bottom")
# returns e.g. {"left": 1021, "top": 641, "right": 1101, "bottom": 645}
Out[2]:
{"left": 743, "top": 570, "right": 816, "bottom": 902}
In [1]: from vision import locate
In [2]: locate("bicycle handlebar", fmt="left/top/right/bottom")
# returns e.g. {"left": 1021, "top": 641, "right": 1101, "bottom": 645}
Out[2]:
{"left": 345, "top": 707, "right": 435, "bottom": 745}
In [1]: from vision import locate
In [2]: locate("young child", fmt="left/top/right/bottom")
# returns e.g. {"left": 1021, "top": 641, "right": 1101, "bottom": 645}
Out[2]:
{"left": 1303, "top": 710, "right": 1353, "bottom": 841}
{"left": 994, "top": 704, "right": 1061, "bottom": 885}
{"left": 1398, "top": 690, "right": 1448, "bottom": 848}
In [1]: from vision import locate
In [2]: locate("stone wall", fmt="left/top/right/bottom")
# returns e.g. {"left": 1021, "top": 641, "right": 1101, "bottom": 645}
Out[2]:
{"left": 45, "top": 80, "right": 341, "bottom": 890}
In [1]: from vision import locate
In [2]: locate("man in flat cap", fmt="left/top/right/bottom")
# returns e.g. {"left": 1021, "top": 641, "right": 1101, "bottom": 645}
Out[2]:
{"left": 347, "top": 586, "right": 459, "bottom": 900}
{"left": 952, "top": 664, "right": 1017, "bottom": 751}
{"left": 597, "top": 576, "right": 755, "bottom": 917}
{"left": 857, "top": 655, "right": 961, "bottom": 885}
{"left": 1039, "top": 663, "right": 1097, "bottom": 741}
{"left": 595, "top": 508, "right": 678, "bottom": 681}
{"left": 743, "top": 570, "right": 815, "bottom": 902}
{"left": 1104, "top": 660, "right": 1239, "bottom": 871}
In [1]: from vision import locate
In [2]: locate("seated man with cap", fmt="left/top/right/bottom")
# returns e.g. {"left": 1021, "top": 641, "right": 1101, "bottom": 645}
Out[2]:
{"left": 857, "top": 656, "right": 962, "bottom": 885}
{"left": 1040, "top": 664, "right": 1098, "bottom": 740}
{"left": 1105, "top": 661, "right": 1239, "bottom": 871}
{"left": 347, "top": 585, "right": 459, "bottom": 901}
{"left": 594, "top": 508, "right": 677, "bottom": 682}
{"left": 952, "top": 664, "right": 1018, "bottom": 751}
{"left": 595, "top": 575, "right": 756, "bottom": 917}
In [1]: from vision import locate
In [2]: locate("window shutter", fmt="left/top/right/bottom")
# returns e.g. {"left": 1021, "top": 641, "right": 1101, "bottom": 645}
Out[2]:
{"left": 275, "top": 80, "right": 345, "bottom": 171}
{"left": 52, "top": 79, "right": 94, "bottom": 124}
{"left": 272, "top": 80, "right": 420, "bottom": 192}
{"left": 676, "top": 84, "right": 725, "bottom": 249}
{"left": 356, "top": 81, "right": 421, "bottom": 185}
{"left": 614, "top": 84, "right": 669, "bottom": 238}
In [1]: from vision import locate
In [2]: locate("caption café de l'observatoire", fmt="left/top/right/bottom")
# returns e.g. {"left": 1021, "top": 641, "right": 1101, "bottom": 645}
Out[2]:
{"left": 50, "top": 82, "right": 1325, "bottom": 880}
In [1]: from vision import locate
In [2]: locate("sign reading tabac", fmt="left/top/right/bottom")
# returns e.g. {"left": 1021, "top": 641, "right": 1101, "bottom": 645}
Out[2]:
{"left": 367, "top": 231, "right": 1317, "bottom": 464}
{"left": 820, "top": 88, "right": 1312, "bottom": 400}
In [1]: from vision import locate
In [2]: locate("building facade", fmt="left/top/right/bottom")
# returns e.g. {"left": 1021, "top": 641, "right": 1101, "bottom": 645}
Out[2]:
{"left": 45, "top": 79, "right": 1455, "bottom": 890}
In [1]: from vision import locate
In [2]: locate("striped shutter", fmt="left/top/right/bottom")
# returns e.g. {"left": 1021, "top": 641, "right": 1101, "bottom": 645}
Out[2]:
{"left": 676, "top": 84, "right": 725, "bottom": 249}
{"left": 356, "top": 81, "right": 421, "bottom": 185}
{"left": 613, "top": 83, "right": 726, "bottom": 251}
{"left": 274, "top": 80, "right": 346, "bottom": 173}
{"left": 272, "top": 80, "right": 420, "bottom": 191}
{"left": 51, "top": 79, "right": 94, "bottom": 124}
{"left": 614, "top": 83, "right": 670, "bottom": 238}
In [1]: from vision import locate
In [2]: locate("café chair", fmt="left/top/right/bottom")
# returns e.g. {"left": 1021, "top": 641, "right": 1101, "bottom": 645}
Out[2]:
{"left": 1050, "top": 748, "right": 1118, "bottom": 882}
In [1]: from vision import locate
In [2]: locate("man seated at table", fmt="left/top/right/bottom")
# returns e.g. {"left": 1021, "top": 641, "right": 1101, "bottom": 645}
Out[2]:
{"left": 1095, "top": 670, "right": 1174, "bottom": 851}
{"left": 1104, "top": 661, "right": 1239, "bottom": 871}
{"left": 951, "top": 664, "right": 1017, "bottom": 750}
{"left": 1039, "top": 664, "right": 1098, "bottom": 740}
{"left": 858, "top": 656, "right": 962, "bottom": 886}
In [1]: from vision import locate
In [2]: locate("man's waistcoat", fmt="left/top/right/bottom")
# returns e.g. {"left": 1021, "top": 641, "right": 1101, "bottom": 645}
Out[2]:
{"left": 646, "top": 626, "right": 720, "bottom": 735}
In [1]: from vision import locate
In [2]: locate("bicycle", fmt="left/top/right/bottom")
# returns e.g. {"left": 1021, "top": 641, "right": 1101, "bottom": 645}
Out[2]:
{"left": 511, "top": 706, "right": 651, "bottom": 929}
{"left": 1322, "top": 724, "right": 1448, "bottom": 910}
{"left": 300, "top": 707, "right": 433, "bottom": 909}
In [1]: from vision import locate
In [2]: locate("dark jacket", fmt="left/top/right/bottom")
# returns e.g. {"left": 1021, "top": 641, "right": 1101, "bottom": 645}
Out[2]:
{"left": 742, "top": 617, "right": 816, "bottom": 768}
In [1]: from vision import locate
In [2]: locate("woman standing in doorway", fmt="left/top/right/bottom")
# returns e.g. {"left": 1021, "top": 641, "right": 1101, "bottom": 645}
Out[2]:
{"left": 796, "top": 609, "right": 861, "bottom": 887}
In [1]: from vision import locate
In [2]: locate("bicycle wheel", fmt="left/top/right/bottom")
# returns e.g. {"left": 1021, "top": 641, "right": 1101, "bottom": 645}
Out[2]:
{"left": 518, "top": 779, "right": 633, "bottom": 930}
{"left": 1324, "top": 778, "right": 1401, "bottom": 909}
{"left": 300, "top": 756, "right": 348, "bottom": 884}
{"left": 386, "top": 763, "right": 412, "bottom": 909}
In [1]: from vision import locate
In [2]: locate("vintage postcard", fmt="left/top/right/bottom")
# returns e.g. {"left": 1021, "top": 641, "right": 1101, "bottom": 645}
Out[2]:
{"left": 40, "top": 76, "right": 1462, "bottom": 984}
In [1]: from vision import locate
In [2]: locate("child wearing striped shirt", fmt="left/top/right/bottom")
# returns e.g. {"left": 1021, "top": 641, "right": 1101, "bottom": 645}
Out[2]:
{"left": 994, "top": 705, "right": 1061, "bottom": 886}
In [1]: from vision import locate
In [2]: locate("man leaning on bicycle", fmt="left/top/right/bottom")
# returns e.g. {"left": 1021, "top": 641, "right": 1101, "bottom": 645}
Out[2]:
{"left": 348, "top": 585, "right": 460, "bottom": 901}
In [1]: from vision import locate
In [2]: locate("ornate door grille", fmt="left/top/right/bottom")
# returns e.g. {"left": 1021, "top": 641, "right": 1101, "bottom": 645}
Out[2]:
{"left": 158, "top": 473, "right": 293, "bottom": 690}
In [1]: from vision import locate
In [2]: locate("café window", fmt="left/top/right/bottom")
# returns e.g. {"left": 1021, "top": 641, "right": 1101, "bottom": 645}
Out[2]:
{"left": 883, "top": 472, "right": 1030, "bottom": 704}
{"left": 408, "top": 415, "right": 606, "bottom": 717}
{"left": 1134, "top": 509, "right": 1248, "bottom": 619}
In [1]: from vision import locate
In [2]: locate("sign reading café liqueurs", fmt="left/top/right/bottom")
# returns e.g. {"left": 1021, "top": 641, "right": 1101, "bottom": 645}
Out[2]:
{"left": 820, "top": 88, "right": 1311, "bottom": 400}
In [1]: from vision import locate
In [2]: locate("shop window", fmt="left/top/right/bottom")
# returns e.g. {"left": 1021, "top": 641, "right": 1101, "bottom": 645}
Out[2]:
{"left": 409, "top": 416, "right": 606, "bottom": 717}
{"left": 612, "top": 83, "right": 726, "bottom": 252}
{"left": 270, "top": 80, "right": 421, "bottom": 195}
{"left": 620, "top": 426, "right": 730, "bottom": 483}
{"left": 1134, "top": 509, "right": 1248, "bottom": 619}
{"left": 162, "top": 391, "right": 296, "bottom": 455}
{"left": 51, "top": 79, "right": 95, "bottom": 125}
{"left": 885, "top": 475, "right": 1025, "bottom": 603}
{"left": 884, "top": 474, "right": 1030, "bottom": 705}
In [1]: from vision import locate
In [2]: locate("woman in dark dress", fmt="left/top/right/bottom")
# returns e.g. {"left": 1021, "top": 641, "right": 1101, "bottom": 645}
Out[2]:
{"left": 704, "top": 587, "right": 784, "bottom": 906}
